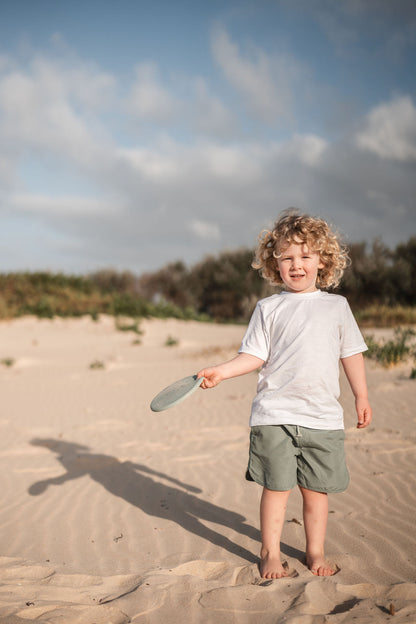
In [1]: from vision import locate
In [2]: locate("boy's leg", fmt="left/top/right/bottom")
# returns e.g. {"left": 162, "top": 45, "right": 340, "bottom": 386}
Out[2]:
{"left": 259, "top": 486, "right": 291, "bottom": 578}
{"left": 299, "top": 486, "right": 336, "bottom": 576}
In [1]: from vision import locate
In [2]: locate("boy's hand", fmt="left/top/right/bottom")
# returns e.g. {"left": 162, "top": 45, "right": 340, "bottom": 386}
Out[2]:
{"left": 356, "top": 397, "right": 372, "bottom": 428}
{"left": 197, "top": 367, "right": 223, "bottom": 389}
{"left": 197, "top": 353, "right": 264, "bottom": 389}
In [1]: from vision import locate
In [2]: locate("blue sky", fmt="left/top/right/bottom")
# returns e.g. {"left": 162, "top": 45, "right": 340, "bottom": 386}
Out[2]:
{"left": 0, "top": 0, "right": 415, "bottom": 274}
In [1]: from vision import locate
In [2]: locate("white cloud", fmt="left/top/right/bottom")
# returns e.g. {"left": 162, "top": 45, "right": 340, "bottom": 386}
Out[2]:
{"left": 32, "top": 54, "right": 115, "bottom": 110}
{"left": 116, "top": 147, "right": 180, "bottom": 181}
{"left": 355, "top": 96, "right": 416, "bottom": 162}
{"left": 9, "top": 193, "right": 119, "bottom": 217}
{"left": 126, "top": 62, "right": 179, "bottom": 122}
{"left": 189, "top": 220, "right": 221, "bottom": 240}
{"left": 2, "top": 116, "right": 414, "bottom": 273}
{"left": 0, "top": 54, "right": 114, "bottom": 170}
{"left": 0, "top": 42, "right": 414, "bottom": 275}
{"left": 192, "top": 77, "right": 236, "bottom": 137}
{"left": 117, "top": 141, "right": 266, "bottom": 188}
{"left": 211, "top": 27, "right": 296, "bottom": 124}
{"left": 124, "top": 63, "right": 238, "bottom": 139}
{"left": 198, "top": 143, "right": 263, "bottom": 181}
{"left": 280, "top": 134, "right": 328, "bottom": 167}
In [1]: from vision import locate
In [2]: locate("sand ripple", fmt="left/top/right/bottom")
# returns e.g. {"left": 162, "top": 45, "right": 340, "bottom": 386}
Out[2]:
{"left": 0, "top": 317, "right": 415, "bottom": 623}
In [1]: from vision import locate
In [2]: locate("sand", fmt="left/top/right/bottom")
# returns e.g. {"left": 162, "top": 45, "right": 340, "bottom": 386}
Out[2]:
{"left": 0, "top": 314, "right": 415, "bottom": 623}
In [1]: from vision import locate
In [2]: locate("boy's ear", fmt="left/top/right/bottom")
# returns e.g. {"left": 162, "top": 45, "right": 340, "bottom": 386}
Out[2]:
{"left": 318, "top": 258, "right": 325, "bottom": 270}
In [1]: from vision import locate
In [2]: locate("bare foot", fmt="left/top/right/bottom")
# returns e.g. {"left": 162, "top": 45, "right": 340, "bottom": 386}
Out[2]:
{"left": 260, "top": 552, "right": 289, "bottom": 579}
{"left": 306, "top": 554, "right": 339, "bottom": 576}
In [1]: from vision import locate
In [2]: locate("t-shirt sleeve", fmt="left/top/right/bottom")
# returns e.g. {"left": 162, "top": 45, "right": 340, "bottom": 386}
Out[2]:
{"left": 340, "top": 300, "right": 367, "bottom": 359}
{"left": 239, "top": 302, "right": 269, "bottom": 362}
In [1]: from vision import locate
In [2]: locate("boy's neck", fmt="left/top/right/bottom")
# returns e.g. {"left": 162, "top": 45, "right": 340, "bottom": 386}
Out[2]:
{"left": 281, "top": 287, "right": 320, "bottom": 295}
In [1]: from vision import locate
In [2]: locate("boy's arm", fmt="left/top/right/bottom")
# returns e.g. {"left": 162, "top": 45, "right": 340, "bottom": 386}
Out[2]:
{"left": 341, "top": 353, "right": 372, "bottom": 428}
{"left": 197, "top": 353, "right": 264, "bottom": 389}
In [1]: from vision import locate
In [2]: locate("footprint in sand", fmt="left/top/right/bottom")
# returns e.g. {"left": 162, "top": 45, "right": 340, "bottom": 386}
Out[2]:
{"left": 0, "top": 556, "right": 138, "bottom": 624}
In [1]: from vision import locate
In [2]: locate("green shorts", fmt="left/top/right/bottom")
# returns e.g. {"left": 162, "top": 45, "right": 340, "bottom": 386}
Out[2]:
{"left": 246, "top": 425, "right": 349, "bottom": 493}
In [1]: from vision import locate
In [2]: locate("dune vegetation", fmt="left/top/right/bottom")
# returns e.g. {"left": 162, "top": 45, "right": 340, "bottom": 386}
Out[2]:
{"left": 0, "top": 237, "right": 414, "bottom": 328}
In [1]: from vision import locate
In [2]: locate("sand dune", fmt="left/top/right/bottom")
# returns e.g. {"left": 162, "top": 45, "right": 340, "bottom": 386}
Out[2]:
{"left": 0, "top": 315, "right": 415, "bottom": 623}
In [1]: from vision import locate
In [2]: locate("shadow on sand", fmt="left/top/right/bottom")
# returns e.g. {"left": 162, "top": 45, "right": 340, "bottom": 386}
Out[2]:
{"left": 28, "top": 438, "right": 303, "bottom": 565}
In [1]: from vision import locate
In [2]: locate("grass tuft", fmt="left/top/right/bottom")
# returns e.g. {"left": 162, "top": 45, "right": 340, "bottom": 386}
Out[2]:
{"left": 115, "top": 317, "right": 143, "bottom": 335}
{"left": 1, "top": 358, "right": 14, "bottom": 367}
{"left": 364, "top": 327, "right": 415, "bottom": 368}
{"left": 89, "top": 360, "right": 105, "bottom": 370}
{"left": 165, "top": 335, "right": 179, "bottom": 347}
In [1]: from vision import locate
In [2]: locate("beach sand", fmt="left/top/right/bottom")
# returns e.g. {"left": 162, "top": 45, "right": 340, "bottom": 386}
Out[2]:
{"left": 0, "top": 315, "right": 415, "bottom": 623}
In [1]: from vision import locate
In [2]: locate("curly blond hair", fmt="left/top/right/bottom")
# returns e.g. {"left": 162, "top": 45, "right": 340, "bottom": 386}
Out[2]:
{"left": 252, "top": 209, "right": 349, "bottom": 289}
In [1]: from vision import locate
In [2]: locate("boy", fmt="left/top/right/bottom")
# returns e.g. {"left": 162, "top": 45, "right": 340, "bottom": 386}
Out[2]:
{"left": 197, "top": 210, "right": 372, "bottom": 578}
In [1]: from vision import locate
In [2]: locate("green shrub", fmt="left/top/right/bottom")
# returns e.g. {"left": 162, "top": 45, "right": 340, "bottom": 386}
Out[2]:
{"left": 89, "top": 360, "right": 105, "bottom": 370}
{"left": 364, "top": 328, "right": 415, "bottom": 367}
{"left": 355, "top": 305, "right": 416, "bottom": 327}
{"left": 115, "top": 317, "right": 143, "bottom": 335}
{"left": 0, "top": 234, "right": 415, "bottom": 325}
{"left": 165, "top": 335, "right": 179, "bottom": 347}
{"left": 1, "top": 358, "right": 14, "bottom": 367}
{"left": 111, "top": 293, "right": 152, "bottom": 317}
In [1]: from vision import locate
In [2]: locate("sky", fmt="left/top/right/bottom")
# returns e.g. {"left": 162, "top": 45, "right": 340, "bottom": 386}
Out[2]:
{"left": 0, "top": 0, "right": 415, "bottom": 275}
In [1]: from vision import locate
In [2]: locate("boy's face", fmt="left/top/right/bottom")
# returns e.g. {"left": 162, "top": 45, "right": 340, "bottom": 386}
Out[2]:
{"left": 276, "top": 240, "right": 324, "bottom": 294}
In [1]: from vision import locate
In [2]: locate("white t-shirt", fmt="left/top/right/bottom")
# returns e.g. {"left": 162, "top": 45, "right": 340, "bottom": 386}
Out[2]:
{"left": 239, "top": 290, "right": 367, "bottom": 430}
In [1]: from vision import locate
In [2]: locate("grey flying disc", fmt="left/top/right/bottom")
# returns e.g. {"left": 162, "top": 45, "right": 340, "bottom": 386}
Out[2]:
{"left": 150, "top": 375, "right": 204, "bottom": 412}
